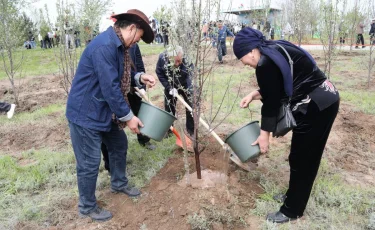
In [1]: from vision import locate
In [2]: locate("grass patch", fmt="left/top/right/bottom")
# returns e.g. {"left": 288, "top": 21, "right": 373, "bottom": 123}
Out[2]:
{"left": 0, "top": 103, "right": 65, "bottom": 126}
{"left": 0, "top": 48, "right": 60, "bottom": 80}
{"left": 250, "top": 157, "right": 375, "bottom": 229}
{"left": 139, "top": 43, "right": 165, "bottom": 56}
{"left": 125, "top": 130, "right": 176, "bottom": 188}
{"left": 340, "top": 91, "right": 375, "bottom": 114}
{"left": 187, "top": 204, "right": 248, "bottom": 230}
{"left": 0, "top": 149, "right": 76, "bottom": 229}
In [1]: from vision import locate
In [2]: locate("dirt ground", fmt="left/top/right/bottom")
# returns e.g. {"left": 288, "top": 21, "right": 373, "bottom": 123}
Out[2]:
{"left": 1, "top": 52, "right": 375, "bottom": 229}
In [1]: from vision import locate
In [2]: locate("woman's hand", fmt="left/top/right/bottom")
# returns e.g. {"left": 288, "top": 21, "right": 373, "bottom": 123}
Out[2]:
{"left": 140, "top": 74, "right": 156, "bottom": 88}
{"left": 240, "top": 90, "right": 262, "bottom": 108}
{"left": 252, "top": 130, "right": 270, "bottom": 154}
{"left": 240, "top": 93, "right": 254, "bottom": 108}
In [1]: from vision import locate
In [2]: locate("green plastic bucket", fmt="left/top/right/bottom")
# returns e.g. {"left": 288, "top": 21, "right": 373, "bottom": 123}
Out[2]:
{"left": 225, "top": 121, "right": 261, "bottom": 162}
{"left": 137, "top": 101, "right": 177, "bottom": 141}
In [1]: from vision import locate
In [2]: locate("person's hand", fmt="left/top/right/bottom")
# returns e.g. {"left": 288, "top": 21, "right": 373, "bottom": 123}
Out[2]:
{"left": 126, "top": 116, "right": 144, "bottom": 134}
{"left": 240, "top": 93, "right": 254, "bottom": 108}
{"left": 140, "top": 74, "right": 156, "bottom": 88}
{"left": 169, "top": 88, "right": 178, "bottom": 97}
{"left": 135, "top": 88, "right": 146, "bottom": 98}
{"left": 252, "top": 130, "right": 270, "bottom": 154}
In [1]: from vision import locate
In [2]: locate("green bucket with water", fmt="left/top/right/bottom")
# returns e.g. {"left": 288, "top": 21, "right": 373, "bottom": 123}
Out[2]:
{"left": 137, "top": 101, "right": 177, "bottom": 141}
{"left": 225, "top": 121, "right": 261, "bottom": 162}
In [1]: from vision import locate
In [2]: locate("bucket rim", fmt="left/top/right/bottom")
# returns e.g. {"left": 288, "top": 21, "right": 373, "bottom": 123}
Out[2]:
{"left": 224, "top": 121, "right": 259, "bottom": 143}
{"left": 140, "top": 101, "right": 177, "bottom": 120}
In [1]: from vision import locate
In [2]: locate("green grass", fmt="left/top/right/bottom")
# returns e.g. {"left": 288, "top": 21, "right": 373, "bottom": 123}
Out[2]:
{"left": 340, "top": 91, "right": 375, "bottom": 114}
{"left": 0, "top": 149, "right": 77, "bottom": 228}
{"left": 0, "top": 44, "right": 162, "bottom": 81}
{"left": 138, "top": 43, "right": 165, "bottom": 56}
{"left": 250, "top": 156, "right": 375, "bottom": 229}
{"left": 0, "top": 48, "right": 65, "bottom": 80}
{"left": 125, "top": 129, "right": 176, "bottom": 188}
{"left": 0, "top": 103, "right": 65, "bottom": 126}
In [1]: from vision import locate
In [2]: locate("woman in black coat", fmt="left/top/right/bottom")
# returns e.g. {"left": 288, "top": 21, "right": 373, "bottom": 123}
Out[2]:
{"left": 233, "top": 28, "right": 340, "bottom": 223}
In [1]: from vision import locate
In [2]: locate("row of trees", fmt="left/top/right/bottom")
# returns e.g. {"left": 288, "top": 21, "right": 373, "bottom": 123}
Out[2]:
{"left": 0, "top": 0, "right": 113, "bottom": 103}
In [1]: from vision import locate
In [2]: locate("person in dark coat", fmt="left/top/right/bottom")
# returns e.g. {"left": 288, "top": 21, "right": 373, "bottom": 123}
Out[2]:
{"left": 155, "top": 45, "right": 194, "bottom": 137}
{"left": 0, "top": 101, "right": 16, "bottom": 119}
{"left": 370, "top": 18, "right": 375, "bottom": 45}
{"left": 233, "top": 28, "right": 340, "bottom": 223}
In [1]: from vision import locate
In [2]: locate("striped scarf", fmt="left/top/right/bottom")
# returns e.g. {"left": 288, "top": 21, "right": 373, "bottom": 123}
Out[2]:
{"left": 113, "top": 25, "right": 131, "bottom": 129}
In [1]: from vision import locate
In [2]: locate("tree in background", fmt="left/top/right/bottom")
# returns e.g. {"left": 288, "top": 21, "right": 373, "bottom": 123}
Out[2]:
{"left": 54, "top": 0, "right": 78, "bottom": 95}
{"left": 18, "top": 13, "right": 38, "bottom": 44}
{"left": 153, "top": 5, "right": 172, "bottom": 24}
{"left": 318, "top": 0, "right": 343, "bottom": 79}
{"left": 0, "top": 0, "right": 24, "bottom": 104}
{"left": 77, "top": 0, "right": 112, "bottom": 42}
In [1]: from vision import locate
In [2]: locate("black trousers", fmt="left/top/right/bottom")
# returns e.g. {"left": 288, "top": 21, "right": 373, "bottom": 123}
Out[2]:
{"left": 0, "top": 101, "right": 11, "bottom": 113}
{"left": 101, "top": 92, "right": 150, "bottom": 171}
{"left": 164, "top": 87, "right": 194, "bottom": 135}
{"left": 356, "top": 34, "right": 364, "bottom": 46}
{"left": 280, "top": 99, "right": 340, "bottom": 218}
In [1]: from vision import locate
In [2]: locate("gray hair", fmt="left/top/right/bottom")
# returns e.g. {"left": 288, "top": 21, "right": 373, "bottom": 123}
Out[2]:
{"left": 167, "top": 45, "right": 184, "bottom": 57}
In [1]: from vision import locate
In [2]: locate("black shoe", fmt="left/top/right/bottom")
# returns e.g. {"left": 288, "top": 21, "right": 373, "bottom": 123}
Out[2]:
{"left": 355, "top": 46, "right": 359, "bottom": 49}
{"left": 79, "top": 207, "right": 112, "bottom": 222}
{"left": 140, "top": 141, "right": 156, "bottom": 150}
{"left": 362, "top": 46, "right": 366, "bottom": 48}
{"left": 111, "top": 185, "right": 141, "bottom": 197}
{"left": 273, "top": 194, "right": 286, "bottom": 203}
{"left": 266, "top": 211, "right": 297, "bottom": 223}
{"left": 219, "top": 60, "right": 224, "bottom": 64}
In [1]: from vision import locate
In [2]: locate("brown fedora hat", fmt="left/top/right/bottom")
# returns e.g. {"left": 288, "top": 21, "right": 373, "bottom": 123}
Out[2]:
{"left": 112, "top": 9, "right": 154, "bottom": 44}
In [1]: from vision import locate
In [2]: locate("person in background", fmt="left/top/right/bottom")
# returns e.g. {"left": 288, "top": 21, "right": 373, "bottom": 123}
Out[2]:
{"left": 38, "top": 33, "right": 44, "bottom": 48}
{"left": 216, "top": 20, "right": 235, "bottom": 64}
{"left": 369, "top": 18, "right": 375, "bottom": 45}
{"left": 233, "top": 28, "right": 339, "bottom": 224}
{"left": 269, "top": 27, "right": 275, "bottom": 40}
{"left": 66, "top": 9, "right": 155, "bottom": 222}
{"left": 161, "top": 20, "right": 169, "bottom": 47}
{"left": 156, "top": 45, "right": 195, "bottom": 138}
{"left": 355, "top": 22, "right": 365, "bottom": 48}
{"left": 0, "top": 102, "right": 16, "bottom": 119}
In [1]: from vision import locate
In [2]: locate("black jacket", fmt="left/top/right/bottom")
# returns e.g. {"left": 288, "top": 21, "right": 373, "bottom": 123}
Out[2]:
{"left": 256, "top": 44, "right": 336, "bottom": 132}
{"left": 155, "top": 52, "right": 193, "bottom": 91}
{"left": 370, "top": 23, "right": 375, "bottom": 35}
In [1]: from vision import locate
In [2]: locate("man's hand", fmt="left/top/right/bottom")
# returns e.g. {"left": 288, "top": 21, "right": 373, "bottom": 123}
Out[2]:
{"left": 126, "top": 116, "right": 144, "bottom": 134}
{"left": 140, "top": 74, "right": 156, "bottom": 88}
{"left": 252, "top": 130, "right": 270, "bottom": 154}
{"left": 169, "top": 88, "right": 178, "bottom": 97}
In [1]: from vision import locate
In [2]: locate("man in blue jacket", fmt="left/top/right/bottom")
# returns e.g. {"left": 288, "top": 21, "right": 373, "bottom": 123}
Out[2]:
{"left": 101, "top": 43, "right": 156, "bottom": 173}
{"left": 66, "top": 9, "right": 156, "bottom": 222}
{"left": 217, "top": 20, "right": 235, "bottom": 64}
